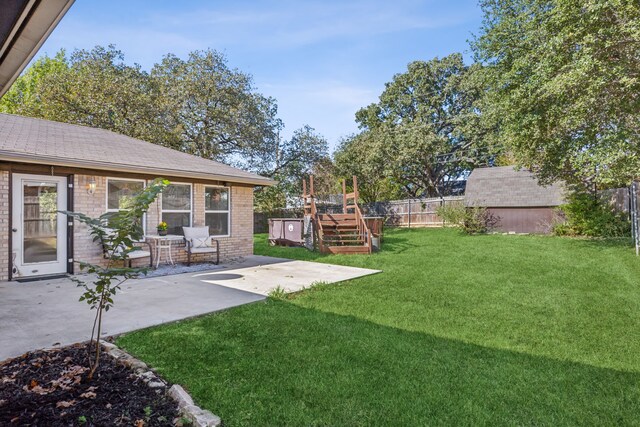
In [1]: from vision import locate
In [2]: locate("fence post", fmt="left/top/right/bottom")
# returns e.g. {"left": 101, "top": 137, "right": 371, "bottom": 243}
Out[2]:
{"left": 408, "top": 199, "right": 411, "bottom": 228}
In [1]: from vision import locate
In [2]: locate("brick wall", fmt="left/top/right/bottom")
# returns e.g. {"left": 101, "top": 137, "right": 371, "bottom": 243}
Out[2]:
{"left": 72, "top": 175, "right": 254, "bottom": 270}
{"left": 0, "top": 171, "right": 9, "bottom": 281}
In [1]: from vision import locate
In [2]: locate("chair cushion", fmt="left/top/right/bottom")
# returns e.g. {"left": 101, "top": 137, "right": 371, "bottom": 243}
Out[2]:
{"left": 106, "top": 249, "right": 150, "bottom": 259}
{"left": 127, "top": 250, "right": 151, "bottom": 259}
{"left": 192, "top": 236, "right": 213, "bottom": 248}
{"left": 183, "top": 226, "right": 209, "bottom": 240}
{"left": 189, "top": 247, "right": 218, "bottom": 254}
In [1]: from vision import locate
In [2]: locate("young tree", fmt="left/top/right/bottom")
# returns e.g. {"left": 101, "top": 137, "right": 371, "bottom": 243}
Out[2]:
{"left": 63, "top": 178, "right": 168, "bottom": 381}
{"left": 473, "top": 0, "right": 640, "bottom": 187}
{"left": 355, "top": 54, "right": 496, "bottom": 198}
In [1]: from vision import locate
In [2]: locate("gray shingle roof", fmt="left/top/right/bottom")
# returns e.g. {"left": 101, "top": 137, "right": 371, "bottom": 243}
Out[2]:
{"left": 0, "top": 113, "right": 274, "bottom": 186}
{"left": 465, "top": 166, "right": 565, "bottom": 207}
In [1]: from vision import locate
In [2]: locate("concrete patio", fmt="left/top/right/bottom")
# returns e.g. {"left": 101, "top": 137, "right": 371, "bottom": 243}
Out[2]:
{"left": 0, "top": 255, "right": 380, "bottom": 361}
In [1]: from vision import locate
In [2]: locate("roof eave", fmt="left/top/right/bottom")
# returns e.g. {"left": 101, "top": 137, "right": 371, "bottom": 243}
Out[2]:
{"left": 0, "top": 0, "right": 76, "bottom": 98}
{"left": 0, "top": 152, "right": 276, "bottom": 186}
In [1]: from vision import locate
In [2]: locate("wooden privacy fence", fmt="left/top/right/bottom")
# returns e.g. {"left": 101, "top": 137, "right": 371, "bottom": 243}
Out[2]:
{"left": 361, "top": 196, "right": 465, "bottom": 227}
{"left": 254, "top": 196, "right": 465, "bottom": 233}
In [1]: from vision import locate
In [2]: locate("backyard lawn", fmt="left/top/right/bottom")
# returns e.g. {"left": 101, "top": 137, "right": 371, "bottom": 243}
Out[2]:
{"left": 118, "top": 228, "right": 640, "bottom": 426}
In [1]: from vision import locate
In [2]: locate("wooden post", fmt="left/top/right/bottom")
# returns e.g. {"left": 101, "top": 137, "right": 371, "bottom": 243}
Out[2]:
{"left": 342, "top": 179, "right": 347, "bottom": 213}
{"left": 309, "top": 175, "right": 315, "bottom": 197}
{"left": 353, "top": 175, "right": 358, "bottom": 202}
{"left": 408, "top": 199, "right": 411, "bottom": 228}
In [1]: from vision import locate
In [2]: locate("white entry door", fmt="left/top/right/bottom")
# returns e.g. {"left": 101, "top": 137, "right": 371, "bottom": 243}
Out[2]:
{"left": 12, "top": 174, "right": 68, "bottom": 278}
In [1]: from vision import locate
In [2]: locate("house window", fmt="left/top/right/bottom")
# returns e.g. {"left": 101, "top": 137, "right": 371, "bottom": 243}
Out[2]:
{"left": 106, "top": 178, "right": 145, "bottom": 228}
{"left": 205, "top": 186, "right": 230, "bottom": 236}
{"left": 107, "top": 179, "right": 145, "bottom": 210}
{"left": 161, "top": 183, "right": 192, "bottom": 235}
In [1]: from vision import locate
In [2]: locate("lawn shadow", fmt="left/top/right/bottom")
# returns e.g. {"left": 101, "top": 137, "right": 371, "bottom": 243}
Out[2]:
{"left": 118, "top": 300, "right": 640, "bottom": 426}
{"left": 377, "top": 228, "right": 419, "bottom": 254}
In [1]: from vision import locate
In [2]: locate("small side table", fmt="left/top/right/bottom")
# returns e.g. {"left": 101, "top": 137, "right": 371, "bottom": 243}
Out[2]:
{"left": 145, "top": 234, "right": 184, "bottom": 268}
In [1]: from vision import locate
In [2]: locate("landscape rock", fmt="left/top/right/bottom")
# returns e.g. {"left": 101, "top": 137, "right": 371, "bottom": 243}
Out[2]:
{"left": 147, "top": 380, "right": 166, "bottom": 389}
{"left": 100, "top": 341, "right": 223, "bottom": 426}
{"left": 168, "top": 384, "right": 194, "bottom": 408}
{"left": 182, "top": 405, "right": 222, "bottom": 427}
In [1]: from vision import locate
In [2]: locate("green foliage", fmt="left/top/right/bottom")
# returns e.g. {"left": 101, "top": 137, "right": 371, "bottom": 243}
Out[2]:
{"left": 333, "top": 132, "right": 403, "bottom": 203}
{"left": 62, "top": 178, "right": 168, "bottom": 379}
{"left": 352, "top": 54, "right": 498, "bottom": 198}
{"left": 151, "top": 49, "right": 282, "bottom": 166}
{"left": 473, "top": 0, "right": 640, "bottom": 187}
{"left": 254, "top": 125, "right": 329, "bottom": 211}
{"left": 437, "top": 203, "right": 499, "bottom": 234}
{"left": 0, "top": 51, "right": 68, "bottom": 116}
{"left": 553, "top": 191, "right": 631, "bottom": 238}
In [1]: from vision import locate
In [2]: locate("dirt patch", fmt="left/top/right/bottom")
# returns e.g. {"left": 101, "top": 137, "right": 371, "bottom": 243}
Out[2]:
{"left": 0, "top": 344, "right": 179, "bottom": 426}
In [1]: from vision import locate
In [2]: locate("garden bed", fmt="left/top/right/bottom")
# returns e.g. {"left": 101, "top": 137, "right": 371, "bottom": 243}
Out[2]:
{"left": 0, "top": 343, "right": 180, "bottom": 426}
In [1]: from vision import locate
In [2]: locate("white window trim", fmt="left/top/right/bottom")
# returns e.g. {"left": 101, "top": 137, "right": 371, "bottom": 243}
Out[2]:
{"left": 105, "top": 177, "right": 147, "bottom": 231}
{"left": 204, "top": 185, "right": 231, "bottom": 238}
{"left": 161, "top": 182, "right": 193, "bottom": 233}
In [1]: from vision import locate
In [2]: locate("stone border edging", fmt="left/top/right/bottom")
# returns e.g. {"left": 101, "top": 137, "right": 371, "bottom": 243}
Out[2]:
{"left": 100, "top": 340, "right": 221, "bottom": 427}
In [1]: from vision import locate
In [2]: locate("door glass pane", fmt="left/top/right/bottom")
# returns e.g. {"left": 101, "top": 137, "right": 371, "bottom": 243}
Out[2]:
{"left": 23, "top": 182, "right": 58, "bottom": 263}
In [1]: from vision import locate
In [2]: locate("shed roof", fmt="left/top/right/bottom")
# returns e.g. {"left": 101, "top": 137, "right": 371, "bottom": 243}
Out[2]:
{"left": 465, "top": 166, "right": 565, "bottom": 208}
{"left": 0, "top": 113, "right": 274, "bottom": 186}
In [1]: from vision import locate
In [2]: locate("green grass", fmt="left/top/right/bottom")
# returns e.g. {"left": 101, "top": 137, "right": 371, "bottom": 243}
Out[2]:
{"left": 118, "top": 228, "right": 640, "bottom": 426}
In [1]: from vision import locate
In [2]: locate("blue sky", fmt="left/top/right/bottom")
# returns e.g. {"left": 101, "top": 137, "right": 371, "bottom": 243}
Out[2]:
{"left": 38, "top": 0, "right": 483, "bottom": 151}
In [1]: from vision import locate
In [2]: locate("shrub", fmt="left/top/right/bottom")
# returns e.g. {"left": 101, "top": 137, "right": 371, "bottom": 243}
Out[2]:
{"left": 553, "top": 191, "right": 630, "bottom": 238}
{"left": 437, "top": 203, "right": 499, "bottom": 234}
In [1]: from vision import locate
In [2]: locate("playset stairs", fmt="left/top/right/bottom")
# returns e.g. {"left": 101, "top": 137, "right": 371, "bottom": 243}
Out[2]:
{"left": 303, "top": 176, "right": 372, "bottom": 255}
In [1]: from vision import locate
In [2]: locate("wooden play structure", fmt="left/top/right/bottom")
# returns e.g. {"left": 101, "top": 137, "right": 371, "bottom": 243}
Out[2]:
{"left": 302, "top": 176, "right": 379, "bottom": 254}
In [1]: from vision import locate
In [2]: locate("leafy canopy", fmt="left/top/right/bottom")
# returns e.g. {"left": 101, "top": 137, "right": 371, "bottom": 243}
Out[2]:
{"left": 351, "top": 54, "right": 496, "bottom": 198}
{"left": 473, "top": 0, "right": 640, "bottom": 187}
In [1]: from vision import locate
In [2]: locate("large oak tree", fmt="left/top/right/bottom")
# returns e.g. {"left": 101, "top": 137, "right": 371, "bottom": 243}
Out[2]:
{"left": 473, "top": 0, "right": 640, "bottom": 187}
{"left": 352, "top": 53, "right": 495, "bottom": 198}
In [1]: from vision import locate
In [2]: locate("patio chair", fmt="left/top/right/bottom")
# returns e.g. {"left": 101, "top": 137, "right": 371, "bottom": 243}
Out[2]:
{"left": 183, "top": 226, "right": 220, "bottom": 266}
{"left": 99, "top": 229, "right": 153, "bottom": 268}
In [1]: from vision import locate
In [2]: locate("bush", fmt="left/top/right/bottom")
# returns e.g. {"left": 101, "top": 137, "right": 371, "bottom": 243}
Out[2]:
{"left": 437, "top": 203, "right": 499, "bottom": 234}
{"left": 553, "top": 191, "right": 630, "bottom": 238}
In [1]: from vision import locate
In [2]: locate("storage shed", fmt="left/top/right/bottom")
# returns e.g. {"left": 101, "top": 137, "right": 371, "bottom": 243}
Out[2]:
{"left": 465, "top": 166, "right": 566, "bottom": 234}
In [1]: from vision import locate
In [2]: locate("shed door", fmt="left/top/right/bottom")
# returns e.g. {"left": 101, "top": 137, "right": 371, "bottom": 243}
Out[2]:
{"left": 12, "top": 174, "right": 68, "bottom": 278}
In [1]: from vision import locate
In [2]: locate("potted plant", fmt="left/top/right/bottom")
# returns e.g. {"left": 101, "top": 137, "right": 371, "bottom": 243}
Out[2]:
{"left": 157, "top": 221, "right": 168, "bottom": 236}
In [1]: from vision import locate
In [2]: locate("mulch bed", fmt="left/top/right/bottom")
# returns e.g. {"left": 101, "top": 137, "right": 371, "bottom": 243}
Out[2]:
{"left": 0, "top": 343, "right": 180, "bottom": 426}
